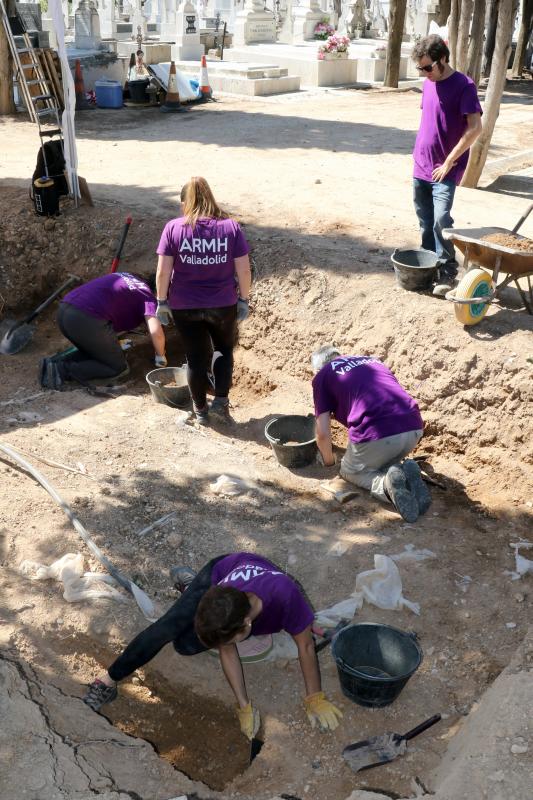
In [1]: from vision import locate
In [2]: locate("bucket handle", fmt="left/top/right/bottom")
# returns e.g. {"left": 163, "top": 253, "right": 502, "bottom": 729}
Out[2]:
{"left": 267, "top": 416, "right": 282, "bottom": 445}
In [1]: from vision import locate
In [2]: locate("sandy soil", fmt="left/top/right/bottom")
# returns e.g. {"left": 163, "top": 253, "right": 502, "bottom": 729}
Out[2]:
{"left": 0, "top": 80, "right": 532, "bottom": 800}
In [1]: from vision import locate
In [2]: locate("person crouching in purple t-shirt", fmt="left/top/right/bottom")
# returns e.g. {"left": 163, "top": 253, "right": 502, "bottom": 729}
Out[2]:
{"left": 311, "top": 345, "right": 431, "bottom": 523}
{"left": 83, "top": 552, "right": 343, "bottom": 739}
{"left": 411, "top": 35, "right": 482, "bottom": 297}
{"left": 155, "top": 177, "right": 252, "bottom": 425}
{"left": 39, "top": 272, "right": 166, "bottom": 390}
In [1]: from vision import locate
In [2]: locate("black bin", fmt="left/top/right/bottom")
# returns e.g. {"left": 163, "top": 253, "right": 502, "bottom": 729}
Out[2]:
{"left": 331, "top": 623, "right": 423, "bottom": 708}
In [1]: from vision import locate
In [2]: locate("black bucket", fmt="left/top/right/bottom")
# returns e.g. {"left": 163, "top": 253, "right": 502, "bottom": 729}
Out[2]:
{"left": 391, "top": 248, "right": 439, "bottom": 291}
{"left": 129, "top": 79, "right": 150, "bottom": 103}
{"left": 331, "top": 623, "right": 423, "bottom": 708}
{"left": 264, "top": 414, "right": 318, "bottom": 468}
{"left": 146, "top": 366, "right": 190, "bottom": 409}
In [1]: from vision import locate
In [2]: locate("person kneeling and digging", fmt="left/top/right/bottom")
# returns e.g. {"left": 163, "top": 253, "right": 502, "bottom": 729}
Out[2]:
{"left": 84, "top": 552, "right": 342, "bottom": 738}
{"left": 311, "top": 345, "right": 431, "bottom": 522}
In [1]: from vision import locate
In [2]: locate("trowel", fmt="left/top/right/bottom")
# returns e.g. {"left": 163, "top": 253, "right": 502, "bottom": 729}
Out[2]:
{"left": 343, "top": 714, "right": 441, "bottom": 772}
{"left": 0, "top": 275, "right": 80, "bottom": 355}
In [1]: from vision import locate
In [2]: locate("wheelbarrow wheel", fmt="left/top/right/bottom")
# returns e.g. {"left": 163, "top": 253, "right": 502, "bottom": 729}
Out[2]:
{"left": 454, "top": 268, "right": 493, "bottom": 326}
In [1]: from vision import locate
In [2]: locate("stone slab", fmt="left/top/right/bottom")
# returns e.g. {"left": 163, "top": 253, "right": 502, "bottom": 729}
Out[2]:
{"left": 228, "top": 45, "right": 358, "bottom": 86}
{"left": 116, "top": 40, "right": 171, "bottom": 62}
{"left": 173, "top": 58, "right": 300, "bottom": 95}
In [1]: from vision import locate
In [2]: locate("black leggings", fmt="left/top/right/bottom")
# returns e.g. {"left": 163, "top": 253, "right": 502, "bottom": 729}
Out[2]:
{"left": 57, "top": 303, "right": 127, "bottom": 383}
{"left": 172, "top": 305, "right": 238, "bottom": 410}
{"left": 108, "top": 556, "right": 226, "bottom": 682}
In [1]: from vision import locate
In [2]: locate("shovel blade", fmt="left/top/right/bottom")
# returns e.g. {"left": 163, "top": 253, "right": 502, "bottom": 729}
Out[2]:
{"left": 343, "top": 733, "right": 406, "bottom": 773}
{"left": 0, "top": 323, "right": 34, "bottom": 355}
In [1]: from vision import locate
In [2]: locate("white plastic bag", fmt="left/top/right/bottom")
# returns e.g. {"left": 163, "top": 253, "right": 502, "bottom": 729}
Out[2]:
{"left": 209, "top": 474, "right": 253, "bottom": 496}
{"left": 19, "top": 553, "right": 127, "bottom": 603}
{"left": 355, "top": 555, "right": 420, "bottom": 615}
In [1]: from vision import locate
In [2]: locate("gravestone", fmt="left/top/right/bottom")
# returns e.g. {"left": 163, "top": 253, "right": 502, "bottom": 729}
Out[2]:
{"left": 171, "top": 0, "right": 204, "bottom": 58}
{"left": 233, "top": 0, "right": 276, "bottom": 45}
{"left": 75, "top": 0, "right": 103, "bottom": 48}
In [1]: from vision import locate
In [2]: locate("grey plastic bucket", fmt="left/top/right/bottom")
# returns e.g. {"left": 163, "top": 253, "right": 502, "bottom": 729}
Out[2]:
{"left": 331, "top": 623, "right": 423, "bottom": 708}
{"left": 264, "top": 414, "right": 318, "bottom": 468}
{"left": 146, "top": 366, "right": 190, "bottom": 409}
{"left": 391, "top": 248, "right": 439, "bottom": 291}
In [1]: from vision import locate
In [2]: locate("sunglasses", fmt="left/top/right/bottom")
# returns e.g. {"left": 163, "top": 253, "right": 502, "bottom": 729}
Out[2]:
{"left": 417, "top": 61, "right": 438, "bottom": 73}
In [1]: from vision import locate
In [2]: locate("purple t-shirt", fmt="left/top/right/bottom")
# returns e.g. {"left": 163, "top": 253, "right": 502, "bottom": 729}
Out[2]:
{"left": 156, "top": 216, "right": 250, "bottom": 310}
{"left": 413, "top": 71, "right": 482, "bottom": 185}
{"left": 210, "top": 552, "right": 314, "bottom": 637}
{"left": 312, "top": 356, "right": 423, "bottom": 444}
{"left": 62, "top": 273, "right": 157, "bottom": 332}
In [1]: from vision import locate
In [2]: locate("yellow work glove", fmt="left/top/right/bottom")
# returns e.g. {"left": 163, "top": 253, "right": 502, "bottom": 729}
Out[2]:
{"left": 304, "top": 691, "right": 343, "bottom": 731}
{"left": 236, "top": 702, "right": 260, "bottom": 740}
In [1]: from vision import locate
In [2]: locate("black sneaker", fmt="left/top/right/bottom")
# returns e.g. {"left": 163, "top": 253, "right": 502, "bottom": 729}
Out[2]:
{"left": 210, "top": 397, "right": 232, "bottom": 423}
{"left": 193, "top": 405, "right": 209, "bottom": 426}
{"left": 83, "top": 679, "right": 118, "bottom": 711}
{"left": 169, "top": 565, "right": 197, "bottom": 593}
{"left": 402, "top": 459, "right": 431, "bottom": 515}
{"left": 384, "top": 464, "right": 419, "bottom": 523}
{"left": 45, "top": 360, "right": 64, "bottom": 390}
{"left": 39, "top": 357, "right": 50, "bottom": 388}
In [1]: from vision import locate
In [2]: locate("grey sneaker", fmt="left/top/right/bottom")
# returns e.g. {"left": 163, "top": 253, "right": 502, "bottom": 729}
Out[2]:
{"left": 402, "top": 459, "right": 431, "bottom": 515}
{"left": 169, "top": 565, "right": 197, "bottom": 593}
{"left": 433, "top": 281, "right": 455, "bottom": 297}
{"left": 384, "top": 464, "right": 419, "bottom": 523}
{"left": 210, "top": 397, "right": 232, "bottom": 423}
{"left": 83, "top": 679, "right": 118, "bottom": 711}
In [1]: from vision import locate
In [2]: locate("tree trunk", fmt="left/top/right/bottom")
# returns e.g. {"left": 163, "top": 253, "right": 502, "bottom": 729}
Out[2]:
{"left": 462, "top": 0, "right": 519, "bottom": 187}
{"left": 467, "top": 0, "right": 487, "bottom": 82}
{"left": 448, "top": 0, "right": 461, "bottom": 66}
{"left": 511, "top": 0, "right": 533, "bottom": 77}
{"left": 482, "top": 0, "right": 500, "bottom": 76}
{"left": 438, "top": 0, "right": 452, "bottom": 25}
{"left": 456, "top": 0, "right": 475, "bottom": 72}
{"left": 383, "top": 0, "right": 407, "bottom": 88}
{"left": 0, "top": 0, "right": 16, "bottom": 114}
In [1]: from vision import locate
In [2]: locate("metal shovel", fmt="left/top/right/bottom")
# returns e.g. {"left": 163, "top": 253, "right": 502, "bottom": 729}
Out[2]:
{"left": 343, "top": 714, "right": 441, "bottom": 773}
{"left": 0, "top": 275, "right": 80, "bottom": 355}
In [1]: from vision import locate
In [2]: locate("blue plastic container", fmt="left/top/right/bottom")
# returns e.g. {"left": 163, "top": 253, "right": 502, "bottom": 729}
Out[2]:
{"left": 95, "top": 79, "right": 123, "bottom": 109}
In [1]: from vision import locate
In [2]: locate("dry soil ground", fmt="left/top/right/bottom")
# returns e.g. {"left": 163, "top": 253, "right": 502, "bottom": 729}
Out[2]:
{"left": 0, "top": 79, "right": 532, "bottom": 800}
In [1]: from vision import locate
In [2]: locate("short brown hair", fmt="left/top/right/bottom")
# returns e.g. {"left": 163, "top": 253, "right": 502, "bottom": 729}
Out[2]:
{"left": 180, "top": 177, "right": 228, "bottom": 229}
{"left": 194, "top": 586, "right": 251, "bottom": 648}
{"left": 412, "top": 34, "right": 450, "bottom": 64}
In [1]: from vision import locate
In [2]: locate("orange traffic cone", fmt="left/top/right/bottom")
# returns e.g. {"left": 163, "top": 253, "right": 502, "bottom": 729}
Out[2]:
{"left": 199, "top": 55, "right": 212, "bottom": 101}
{"left": 161, "top": 61, "right": 187, "bottom": 114}
{"left": 74, "top": 59, "right": 89, "bottom": 111}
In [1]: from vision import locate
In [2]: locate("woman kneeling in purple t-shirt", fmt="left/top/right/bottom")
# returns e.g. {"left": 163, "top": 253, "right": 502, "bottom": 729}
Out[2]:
{"left": 83, "top": 552, "right": 342, "bottom": 738}
{"left": 155, "top": 177, "right": 252, "bottom": 425}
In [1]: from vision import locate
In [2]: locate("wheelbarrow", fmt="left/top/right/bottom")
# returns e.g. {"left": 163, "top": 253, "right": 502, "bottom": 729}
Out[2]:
{"left": 442, "top": 203, "right": 533, "bottom": 326}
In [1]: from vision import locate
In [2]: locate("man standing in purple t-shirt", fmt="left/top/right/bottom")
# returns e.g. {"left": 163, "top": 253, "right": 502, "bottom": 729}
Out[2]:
{"left": 311, "top": 345, "right": 430, "bottom": 522}
{"left": 412, "top": 35, "right": 482, "bottom": 296}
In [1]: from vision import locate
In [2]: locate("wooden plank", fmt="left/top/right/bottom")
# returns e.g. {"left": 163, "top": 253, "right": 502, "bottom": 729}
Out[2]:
{"left": 42, "top": 48, "right": 63, "bottom": 109}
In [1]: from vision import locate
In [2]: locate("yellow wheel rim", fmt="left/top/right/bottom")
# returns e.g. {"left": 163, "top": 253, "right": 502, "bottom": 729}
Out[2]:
{"left": 454, "top": 268, "right": 493, "bottom": 326}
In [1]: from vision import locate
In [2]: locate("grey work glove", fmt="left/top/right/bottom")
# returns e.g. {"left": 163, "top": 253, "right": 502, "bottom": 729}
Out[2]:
{"left": 156, "top": 300, "right": 173, "bottom": 326}
{"left": 236, "top": 298, "right": 249, "bottom": 323}
{"left": 154, "top": 354, "right": 167, "bottom": 367}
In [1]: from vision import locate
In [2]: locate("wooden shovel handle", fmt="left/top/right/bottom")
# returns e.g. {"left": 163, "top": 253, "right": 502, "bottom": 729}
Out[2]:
{"left": 402, "top": 714, "right": 442, "bottom": 742}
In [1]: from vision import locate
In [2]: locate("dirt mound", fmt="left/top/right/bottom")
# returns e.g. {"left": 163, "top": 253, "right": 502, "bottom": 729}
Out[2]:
{"left": 0, "top": 188, "right": 160, "bottom": 312}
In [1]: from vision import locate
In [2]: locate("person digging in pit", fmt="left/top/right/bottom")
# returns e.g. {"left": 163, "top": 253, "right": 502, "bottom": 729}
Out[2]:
{"left": 84, "top": 552, "right": 343, "bottom": 738}
{"left": 39, "top": 272, "right": 166, "bottom": 390}
{"left": 311, "top": 345, "right": 431, "bottom": 523}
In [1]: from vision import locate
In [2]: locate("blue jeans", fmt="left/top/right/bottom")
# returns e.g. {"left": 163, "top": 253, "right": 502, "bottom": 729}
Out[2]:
{"left": 413, "top": 178, "right": 457, "bottom": 279}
